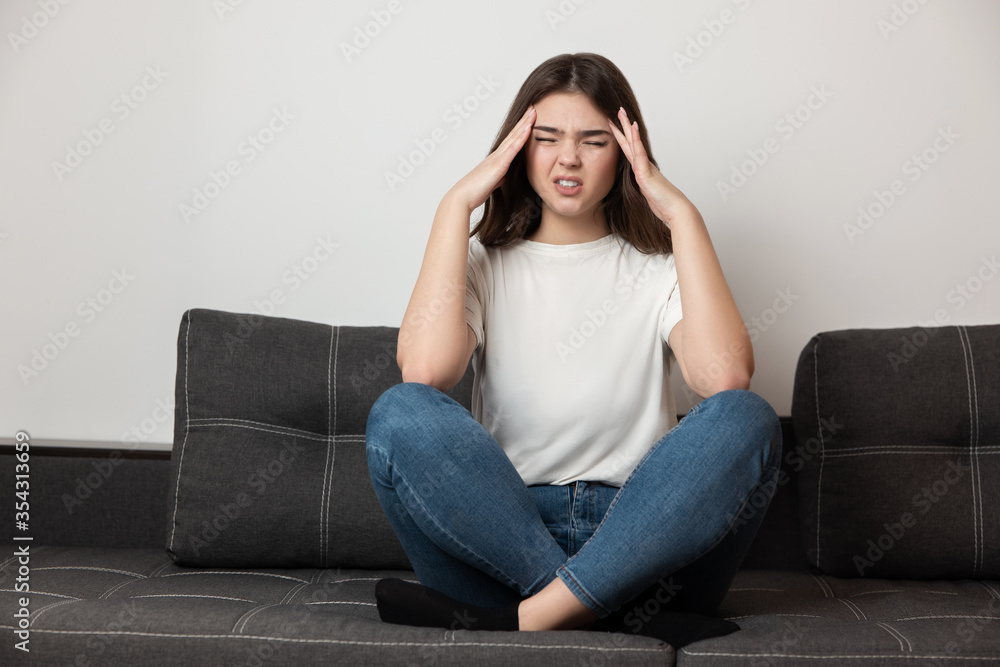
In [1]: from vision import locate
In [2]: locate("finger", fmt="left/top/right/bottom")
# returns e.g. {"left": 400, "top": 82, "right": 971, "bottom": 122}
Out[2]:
{"left": 608, "top": 117, "right": 633, "bottom": 163}
{"left": 496, "top": 106, "right": 535, "bottom": 157}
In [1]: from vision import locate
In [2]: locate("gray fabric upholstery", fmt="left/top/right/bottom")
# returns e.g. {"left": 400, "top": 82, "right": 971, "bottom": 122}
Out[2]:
{"left": 681, "top": 571, "right": 1000, "bottom": 664}
{"left": 165, "top": 309, "right": 473, "bottom": 569}
{"left": 0, "top": 546, "right": 670, "bottom": 666}
{"left": 2, "top": 546, "right": 997, "bottom": 666}
{"left": 792, "top": 325, "right": 1000, "bottom": 579}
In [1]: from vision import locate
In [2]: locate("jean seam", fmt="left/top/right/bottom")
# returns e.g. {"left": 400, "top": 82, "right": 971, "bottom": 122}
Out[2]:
{"left": 553, "top": 409, "right": 701, "bottom": 614}
{"left": 566, "top": 403, "right": 700, "bottom": 569}
{"left": 556, "top": 565, "right": 609, "bottom": 617}
{"left": 558, "top": 392, "right": 778, "bottom": 615}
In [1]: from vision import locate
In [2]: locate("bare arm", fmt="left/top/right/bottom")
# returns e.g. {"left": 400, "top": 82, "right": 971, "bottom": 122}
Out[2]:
{"left": 609, "top": 108, "right": 752, "bottom": 398}
{"left": 397, "top": 105, "right": 537, "bottom": 390}
{"left": 666, "top": 206, "right": 754, "bottom": 397}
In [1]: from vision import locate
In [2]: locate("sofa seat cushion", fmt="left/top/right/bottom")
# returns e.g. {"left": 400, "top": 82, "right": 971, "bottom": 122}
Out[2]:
{"left": 681, "top": 570, "right": 1000, "bottom": 665}
{"left": 0, "top": 546, "right": 670, "bottom": 666}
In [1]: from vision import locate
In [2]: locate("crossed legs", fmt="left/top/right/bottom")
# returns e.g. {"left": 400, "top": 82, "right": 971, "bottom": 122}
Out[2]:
{"left": 365, "top": 382, "right": 782, "bottom": 632}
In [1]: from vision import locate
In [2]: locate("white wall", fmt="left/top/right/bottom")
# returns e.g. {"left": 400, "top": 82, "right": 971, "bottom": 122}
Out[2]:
{"left": 2, "top": 0, "right": 998, "bottom": 449}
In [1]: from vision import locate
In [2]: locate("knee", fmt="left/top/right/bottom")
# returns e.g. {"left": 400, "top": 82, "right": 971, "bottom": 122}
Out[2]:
{"left": 706, "top": 389, "right": 782, "bottom": 471}
{"left": 366, "top": 382, "right": 458, "bottom": 460}
{"left": 367, "top": 382, "right": 430, "bottom": 446}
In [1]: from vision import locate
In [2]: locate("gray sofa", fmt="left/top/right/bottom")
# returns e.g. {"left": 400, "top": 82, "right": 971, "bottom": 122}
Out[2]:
{"left": 1, "top": 308, "right": 997, "bottom": 665}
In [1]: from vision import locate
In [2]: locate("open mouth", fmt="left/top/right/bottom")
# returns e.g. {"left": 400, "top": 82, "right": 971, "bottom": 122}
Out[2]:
{"left": 554, "top": 178, "right": 582, "bottom": 195}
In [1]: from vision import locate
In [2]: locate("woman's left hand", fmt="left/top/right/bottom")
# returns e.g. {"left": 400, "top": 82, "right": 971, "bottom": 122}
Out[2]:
{"left": 608, "top": 107, "right": 693, "bottom": 227}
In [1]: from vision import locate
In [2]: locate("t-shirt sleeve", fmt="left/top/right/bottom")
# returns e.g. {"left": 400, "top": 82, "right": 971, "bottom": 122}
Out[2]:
{"left": 659, "top": 255, "right": 684, "bottom": 349}
{"left": 465, "top": 240, "right": 488, "bottom": 350}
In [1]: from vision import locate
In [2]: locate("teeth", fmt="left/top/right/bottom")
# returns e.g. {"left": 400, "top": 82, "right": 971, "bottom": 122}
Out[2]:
{"left": 557, "top": 180, "right": 581, "bottom": 187}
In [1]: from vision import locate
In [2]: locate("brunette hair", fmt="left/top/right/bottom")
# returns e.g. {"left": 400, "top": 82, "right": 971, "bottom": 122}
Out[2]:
{"left": 470, "top": 53, "right": 672, "bottom": 254}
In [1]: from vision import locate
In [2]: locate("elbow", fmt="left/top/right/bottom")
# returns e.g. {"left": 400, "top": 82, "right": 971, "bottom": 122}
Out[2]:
{"left": 691, "top": 364, "right": 753, "bottom": 399}
{"left": 398, "top": 361, "right": 459, "bottom": 393}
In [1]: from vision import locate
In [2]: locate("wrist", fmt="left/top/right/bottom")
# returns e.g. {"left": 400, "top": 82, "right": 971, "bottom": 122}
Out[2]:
{"left": 660, "top": 200, "right": 701, "bottom": 229}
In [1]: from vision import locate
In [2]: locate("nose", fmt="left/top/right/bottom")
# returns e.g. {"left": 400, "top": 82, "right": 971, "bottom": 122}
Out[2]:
{"left": 557, "top": 141, "right": 580, "bottom": 167}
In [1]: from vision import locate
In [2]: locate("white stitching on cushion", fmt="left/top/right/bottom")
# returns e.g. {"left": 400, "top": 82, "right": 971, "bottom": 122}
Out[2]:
{"left": 101, "top": 579, "right": 143, "bottom": 599}
{"left": 161, "top": 571, "right": 310, "bottom": 583}
{"left": 28, "top": 599, "right": 77, "bottom": 624}
{"left": 837, "top": 598, "right": 864, "bottom": 620}
{"left": 281, "top": 582, "right": 310, "bottom": 604}
{"left": 848, "top": 590, "right": 905, "bottom": 597}
{"left": 0, "top": 627, "right": 667, "bottom": 653}
{"left": 133, "top": 594, "right": 254, "bottom": 603}
{"left": 233, "top": 603, "right": 280, "bottom": 634}
{"left": 810, "top": 573, "right": 833, "bottom": 599}
{"left": 895, "top": 614, "right": 999, "bottom": 622}
{"left": 168, "top": 310, "right": 192, "bottom": 552}
{"left": 957, "top": 326, "right": 982, "bottom": 578}
{"left": 824, "top": 449, "right": 1000, "bottom": 458}
{"left": 188, "top": 421, "right": 329, "bottom": 441}
{"left": 188, "top": 418, "right": 329, "bottom": 441}
{"left": 36, "top": 566, "right": 145, "bottom": 578}
{"left": 682, "top": 650, "right": 1000, "bottom": 660}
{"left": 875, "top": 622, "right": 912, "bottom": 652}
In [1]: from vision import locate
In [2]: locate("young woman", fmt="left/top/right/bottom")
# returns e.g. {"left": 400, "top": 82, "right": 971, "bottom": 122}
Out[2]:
{"left": 365, "top": 53, "right": 782, "bottom": 644}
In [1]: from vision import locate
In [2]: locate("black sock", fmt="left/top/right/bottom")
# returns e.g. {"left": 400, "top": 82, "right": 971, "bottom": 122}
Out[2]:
{"left": 592, "top": 608, "right": 740, "bottom": 648}
{"left": 375, "top": 578, "right": 520, "bottom": 631}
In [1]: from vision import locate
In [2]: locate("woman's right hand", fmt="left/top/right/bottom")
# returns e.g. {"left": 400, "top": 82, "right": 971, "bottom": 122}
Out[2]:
{"left": 446, "top": 105, "right": 535, "bottom": 213}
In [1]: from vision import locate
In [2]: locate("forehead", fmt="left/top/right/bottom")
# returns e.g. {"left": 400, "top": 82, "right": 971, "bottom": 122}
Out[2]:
{"left": 532, "top": 92, "right": 606, "bottom": 127}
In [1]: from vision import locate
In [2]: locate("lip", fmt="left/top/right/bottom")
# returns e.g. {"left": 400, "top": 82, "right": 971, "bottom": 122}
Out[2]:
{"left": 553, "top": 176, "right": 583, "bottom": 196}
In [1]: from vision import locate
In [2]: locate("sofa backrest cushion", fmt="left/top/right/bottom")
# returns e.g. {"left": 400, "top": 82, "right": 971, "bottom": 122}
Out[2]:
{"left": 791, "top": 324, "right": 999, "bottom": 579}
{"left": 165, "top": 308, "right": 474, "bottom": 568}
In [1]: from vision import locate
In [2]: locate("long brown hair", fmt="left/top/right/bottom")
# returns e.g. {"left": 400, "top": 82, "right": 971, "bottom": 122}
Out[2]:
{"left": 471, "top": 53, "right": 672, "bottom": 255}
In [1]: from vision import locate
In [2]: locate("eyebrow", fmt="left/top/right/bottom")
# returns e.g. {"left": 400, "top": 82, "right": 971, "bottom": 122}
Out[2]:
{"left": 532, "top": 125, "right": 611, "bottom": 138}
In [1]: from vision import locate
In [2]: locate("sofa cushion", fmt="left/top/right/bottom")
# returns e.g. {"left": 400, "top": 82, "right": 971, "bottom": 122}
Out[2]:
{"left": 679, "top": 570, "right": 1000, "bottom": 665}
{"left": 791, "top": 325, "right": 1000, "bottom": 578}
{"left": 165, "top": 309, "right": 473, "bottom": 569}
{"left": 0, "top": 546, "right": 670, "bottom": 666}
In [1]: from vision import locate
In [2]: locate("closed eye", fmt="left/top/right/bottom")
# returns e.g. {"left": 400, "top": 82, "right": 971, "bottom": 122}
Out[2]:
{"left": 533, "top": 138, "right": 608, "bottom": 147}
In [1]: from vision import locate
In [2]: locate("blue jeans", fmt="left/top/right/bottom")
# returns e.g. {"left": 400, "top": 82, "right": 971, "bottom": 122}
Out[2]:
{"left": 365, "top": 382, "right": 782, "bottom": 619}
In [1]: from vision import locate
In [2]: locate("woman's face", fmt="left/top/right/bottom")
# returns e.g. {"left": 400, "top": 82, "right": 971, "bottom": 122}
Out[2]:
{"left": 525, "top": 92, "right": 620, "bottom": 228}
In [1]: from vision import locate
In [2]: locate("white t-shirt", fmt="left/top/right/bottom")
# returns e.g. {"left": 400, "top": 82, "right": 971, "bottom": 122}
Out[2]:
{"left": 464, "top": 232, "right": 684, "bottom": 486}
